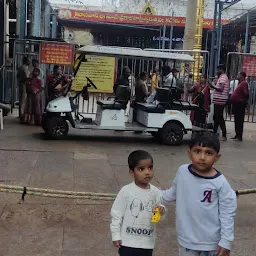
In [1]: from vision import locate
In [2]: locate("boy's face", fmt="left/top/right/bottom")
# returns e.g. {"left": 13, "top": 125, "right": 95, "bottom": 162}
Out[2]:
{"left": 188, "top": 145, "right": 221, "bottom": 174}
{"left": 130, "top": 158, "right": 153, "bottom": 188}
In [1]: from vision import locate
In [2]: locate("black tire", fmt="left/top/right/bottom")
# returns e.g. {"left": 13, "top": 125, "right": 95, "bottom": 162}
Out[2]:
{"left": 45, "top": 117, "right": 69, "bottom": 139}
{"left": 161, "top": 122, "right": 184, "bottom": 146}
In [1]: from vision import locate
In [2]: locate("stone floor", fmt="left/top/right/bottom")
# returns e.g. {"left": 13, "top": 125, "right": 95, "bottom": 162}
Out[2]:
{"left": 0, "top": 116, "right": 255, "bottom": 255}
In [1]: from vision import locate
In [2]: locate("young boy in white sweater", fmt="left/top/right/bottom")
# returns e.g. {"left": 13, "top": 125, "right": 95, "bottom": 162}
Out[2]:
{"left": 161, "top": 131, "right": 237, "bottom": 256}
{"left": 110, "top": 150, "right": 165, "bottom": 256}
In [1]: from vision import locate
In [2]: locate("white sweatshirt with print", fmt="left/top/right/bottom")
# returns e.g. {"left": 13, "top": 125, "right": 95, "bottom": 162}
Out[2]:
{"left": 161, "top": 164, "right": 237, "bottom": 251}
{"left": 110, "top": 182, "right": 163, "bottom": 249}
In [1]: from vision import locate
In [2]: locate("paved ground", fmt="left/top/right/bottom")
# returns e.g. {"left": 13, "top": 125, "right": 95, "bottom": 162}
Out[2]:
{"left": 0, "top": 116, "right": 256, "bottom": 255}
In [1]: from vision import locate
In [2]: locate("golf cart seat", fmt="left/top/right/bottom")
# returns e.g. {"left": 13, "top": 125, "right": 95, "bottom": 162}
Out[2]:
{"left": 135, "top": 103, "right": 165, "bottom": 113}
{"left": 170, "top": 101, "right": 202, "bottom": 111}
{"left": 97, "top": 85, "right": 130, "bottom": 110}
{"left": 155, "top": 87, "right": 202, "bottom": 111}
{"left": 155, "top": 87, "right": 180, "bottom": 105}
{"left": 97, "top": 100, "right": 123, "bottom": 110}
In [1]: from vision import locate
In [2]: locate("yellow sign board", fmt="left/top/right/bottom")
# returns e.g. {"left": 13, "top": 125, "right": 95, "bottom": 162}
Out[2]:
{"left": 73, "top": 55, "right": 116, "bottom": 93}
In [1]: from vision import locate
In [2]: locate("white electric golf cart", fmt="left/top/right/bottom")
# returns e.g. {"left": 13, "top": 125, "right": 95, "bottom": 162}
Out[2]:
{"left": 42, "top": 46, "right": 205, "bottom": 145}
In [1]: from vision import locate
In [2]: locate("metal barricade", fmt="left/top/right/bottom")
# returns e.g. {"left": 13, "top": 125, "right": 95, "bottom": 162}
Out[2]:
{"left": 5, "top": 39, "right": 109, "bottom": 116}
{"left": 226, "top": 52, "right": 256, "bottom": 123}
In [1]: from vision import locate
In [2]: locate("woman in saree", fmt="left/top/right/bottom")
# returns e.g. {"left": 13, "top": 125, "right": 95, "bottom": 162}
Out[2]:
{"left": 45, "top": 65, "right": 70, "bottom": 104}
{"left": 189, "top": 74, "right": 211, "bottom": 128}
{"left": 24, "top": 68, "right": 43, "bottom": 125}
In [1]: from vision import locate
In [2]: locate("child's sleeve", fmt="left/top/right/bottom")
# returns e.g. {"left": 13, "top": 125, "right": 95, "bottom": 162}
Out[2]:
{"left": 110, "top": 188, "right": 127, "bottom": 242}
{"left": 218, "top": 179, "right": 237, "bottom": 250}
{"left": 160, "top": 175, "right": 177, "bottom": 201}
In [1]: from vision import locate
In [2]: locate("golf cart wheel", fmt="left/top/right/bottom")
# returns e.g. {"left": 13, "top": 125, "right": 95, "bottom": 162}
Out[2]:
{"left": 161, "top": 122, "right": 183, "bottom": 146}
{"left": 45, "top": 117, "right": 69, "bottom": 139}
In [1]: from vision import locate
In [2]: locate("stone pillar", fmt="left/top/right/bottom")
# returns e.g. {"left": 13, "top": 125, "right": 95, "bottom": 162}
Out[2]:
{"left": 32, "top": 0, "right": 41, "bottom": 37}
{"left": 16, "top": 0, "right": 27, "bottom": 40}
{"left": 44, "top": 4, "right": 51, "bottom": 38}
{"left": 183, "top": 0, "right": 197, "bottom": 50}
{"left": 51, "top": 12, "right": 57, "bottom": 39}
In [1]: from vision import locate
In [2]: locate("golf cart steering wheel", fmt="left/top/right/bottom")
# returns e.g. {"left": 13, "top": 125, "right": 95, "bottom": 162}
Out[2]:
{"left": 86, "top": 76, "right": 97, "bottom": 90}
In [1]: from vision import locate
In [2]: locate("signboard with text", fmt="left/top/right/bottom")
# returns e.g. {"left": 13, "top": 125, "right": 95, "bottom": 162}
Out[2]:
{"left": 40, "top": 43, "right": 74, "bottom": 66}
{"left": 58, "top": 9, "right": 229, "bottom": 29}
{"left": 242, "top": 56, "right": 256, "bottom": 77}
{"left": 73, "top": 55, "right": 116, "bottom": 93}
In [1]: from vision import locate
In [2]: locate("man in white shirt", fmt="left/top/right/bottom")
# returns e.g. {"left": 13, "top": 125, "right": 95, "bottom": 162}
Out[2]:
{"left": 147, "top": 66, "right": 178, "bottom": 103}
{"left": 162, "top": 66, "right": 178, "bottom": 88}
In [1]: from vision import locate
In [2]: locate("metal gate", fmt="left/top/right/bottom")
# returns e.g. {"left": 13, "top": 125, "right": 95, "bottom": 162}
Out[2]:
{"left": 1, "top": 39, "right": 108, "bottom": 115}
{"left": 226, "top": 52, "right": 256, "bottom": 123}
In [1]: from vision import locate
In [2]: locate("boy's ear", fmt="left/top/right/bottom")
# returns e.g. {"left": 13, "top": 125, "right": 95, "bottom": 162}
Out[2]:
{"left": 129, "top": 170, "right": 135, "bottom": 177}
{"left": 215, "top": 153, "right": 221, "bottom": 162}
{"left": 187, "top": 149, "right": 192, "bottom": 161}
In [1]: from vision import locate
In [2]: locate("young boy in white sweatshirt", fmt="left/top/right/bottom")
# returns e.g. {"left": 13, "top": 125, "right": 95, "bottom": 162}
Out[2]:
{"left": 110, "top": 150, "right": 165, "bottom": 256}
{"left": 161, "top": 131, "right": 237, "bottom": 256}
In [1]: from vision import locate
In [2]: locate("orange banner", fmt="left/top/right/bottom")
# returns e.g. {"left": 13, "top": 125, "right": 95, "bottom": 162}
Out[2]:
{"left": 40, "top": 43, "right": 74, "bottom": 66}
{"left": 58, "top": 9, "right": 229, "bottom": 29}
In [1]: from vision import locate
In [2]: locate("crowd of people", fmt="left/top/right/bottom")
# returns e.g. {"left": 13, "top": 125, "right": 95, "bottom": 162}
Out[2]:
{"left": 114, "top": 64, "right": 249, "bottom": 141}
{"left": 17, "top": 57, "right": 71, "bottom": 125}
{"left": 17, "top": 57, "right": 249, "bottom": 141}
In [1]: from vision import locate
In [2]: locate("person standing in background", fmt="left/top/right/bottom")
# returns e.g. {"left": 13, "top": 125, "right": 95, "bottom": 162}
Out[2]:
{"left": 230, "top": 72, "right": 249, "bottom": 141}
{"left": 45, "top": 65, "right": 70, "bottom": 104}
{"left": 32, "top": 59, "right": 45, "bottom": 110}
{"left": 135, "top": 72, "right": 150, "bottom": 103}
{"left": 210, "top": 65, "right": 230, "bottom": 141}
{"left": 24, "top": 68, "right": 44, "bottom": 125}
{"left": 17, "top": 57, "right": 30, "bottom": 123}
{"left": 163, "top": 66, "right": 178, "bottom": 88}
{"left": 183, "top": 73, "right": 194, "bottom": 102}
{"left": 189, "top": 74, "right": 211, "bottom": 128}
{"left": 32, "top": 59, "right": 44, "bottom": 83}
{"left": 113, "top": 66, "right": 131, "bottom": 95}
{"left": 227, "top": 76, "right": 239, "bottom": 115}
{"left": 151, "top": 69, "right": 160, "bottom": 93}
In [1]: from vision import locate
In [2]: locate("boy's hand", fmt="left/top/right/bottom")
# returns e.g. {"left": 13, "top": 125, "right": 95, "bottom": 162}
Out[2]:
{"left": 216, "top": 246, "right": 230, "bottom": 256}
{"left": 156, "top": 206, "right": 165, "bottom": 216}
{"left": 113, "top": 240, "right": 122, "bottom": 248}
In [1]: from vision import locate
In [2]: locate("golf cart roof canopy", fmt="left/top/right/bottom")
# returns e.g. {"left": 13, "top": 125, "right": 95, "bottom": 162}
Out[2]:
{"left": 77, "top": 45, "right": 195, "bottom": 62}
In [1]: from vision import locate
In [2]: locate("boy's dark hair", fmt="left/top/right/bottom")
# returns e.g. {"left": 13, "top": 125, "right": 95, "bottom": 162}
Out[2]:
{"left": 189, "top": 132, "right": 220, "bottom": 153}
{"left": 128, "top": 150, "right": 153, "bottom": 171}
